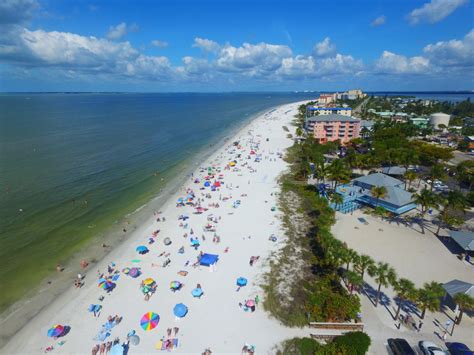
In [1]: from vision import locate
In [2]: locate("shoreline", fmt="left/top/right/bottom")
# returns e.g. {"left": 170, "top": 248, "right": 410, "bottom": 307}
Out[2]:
{"left": 0, "top": 100, "right": 310, "bottom": 352}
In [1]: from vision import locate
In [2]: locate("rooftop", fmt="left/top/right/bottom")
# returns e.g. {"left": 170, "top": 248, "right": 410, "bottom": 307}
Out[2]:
{"left": 448, "top": 230, "right": 474, "bottom": 251}
{"left": 305, "top": 114, "right": 360, "bottom": 123}
{"left": 353, "top": 172, "right": 404, "bottom": 188}
{"left": 308, "top": 107, "right": 352, "bottom": 111}
{"left": 443, "top": 279, "right": 474, "bottom": 298}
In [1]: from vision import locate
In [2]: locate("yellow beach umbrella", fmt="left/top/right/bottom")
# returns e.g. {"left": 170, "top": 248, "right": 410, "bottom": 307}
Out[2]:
{"left": 143, "top": 278, "right": 155, "bottom": 286}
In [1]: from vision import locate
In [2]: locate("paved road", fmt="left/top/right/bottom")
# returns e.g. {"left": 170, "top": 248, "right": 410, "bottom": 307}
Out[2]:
{"left": 449, "top": 150, "right": 474, "bottom": 166}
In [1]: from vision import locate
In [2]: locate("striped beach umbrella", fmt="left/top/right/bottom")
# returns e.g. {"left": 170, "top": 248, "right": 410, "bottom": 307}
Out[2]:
{"left": 140, "top": 312, "right": 160, "bottom": 331}
{"left": 47, "top": 325, "right": 64, "bottom": 337}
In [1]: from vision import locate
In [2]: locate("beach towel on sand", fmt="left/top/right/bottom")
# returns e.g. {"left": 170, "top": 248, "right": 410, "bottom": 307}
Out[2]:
{"left": 156, "top": 339, "right": 178, "bottom": 350}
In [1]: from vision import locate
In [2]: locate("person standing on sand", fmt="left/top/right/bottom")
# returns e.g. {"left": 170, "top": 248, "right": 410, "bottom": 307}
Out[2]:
{"left": 92, "top": 344, "right": 99, "bottom": 355}
{"left": 99, "top": 343, "right": 105, "bottom": 355}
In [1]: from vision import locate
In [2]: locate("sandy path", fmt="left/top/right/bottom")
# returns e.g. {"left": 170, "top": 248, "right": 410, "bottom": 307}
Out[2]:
{"left": 1, "top": 101, "right": 311, "bottom": 355}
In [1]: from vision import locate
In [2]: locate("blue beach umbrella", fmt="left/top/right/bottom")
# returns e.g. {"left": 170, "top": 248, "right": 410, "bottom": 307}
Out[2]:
{"left": 136, "top": 246, "right": 149, "bottom": 254}
{"left": 236, "top": 277, "right": 247, "bottom": 287}
{"left": 191, "top": 288, "right": 203, "bottom": 298}
{"left": 173, "top": 303, "right": 188, "bottom": 318}
{"left": 204, "top": 181, "right": 211, "bottom": 187}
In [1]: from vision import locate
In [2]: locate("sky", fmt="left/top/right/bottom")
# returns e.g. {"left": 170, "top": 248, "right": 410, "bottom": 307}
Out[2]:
{"left": 0, "top": 0, "right": 473, "bottom": 92}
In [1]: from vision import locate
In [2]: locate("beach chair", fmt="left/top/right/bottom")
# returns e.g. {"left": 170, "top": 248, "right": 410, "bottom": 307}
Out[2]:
{"left": 155, "top": 339, "right": 179, "bottom": 351}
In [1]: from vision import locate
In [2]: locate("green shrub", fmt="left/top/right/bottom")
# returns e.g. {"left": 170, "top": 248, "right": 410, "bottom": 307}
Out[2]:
{"left": 333, "top": 331, "right": 371, "bottom": 355}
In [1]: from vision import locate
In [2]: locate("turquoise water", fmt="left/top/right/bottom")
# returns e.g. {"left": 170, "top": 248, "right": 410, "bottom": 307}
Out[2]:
{"left": 0, "top": 92, "right": 314, "bottom": 311}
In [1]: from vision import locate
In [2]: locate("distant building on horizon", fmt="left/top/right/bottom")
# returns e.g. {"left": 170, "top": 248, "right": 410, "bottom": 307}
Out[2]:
{"left": 305, "top": 114, "right": 360, "bottom": 144}
{"left": 306, "top": 106, "right": 352, "bottom": 117}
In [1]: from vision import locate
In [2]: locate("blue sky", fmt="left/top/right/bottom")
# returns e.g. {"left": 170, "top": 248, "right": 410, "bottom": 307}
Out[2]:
{"left": 0, "top": 0, "right": 473, "bottom": 91}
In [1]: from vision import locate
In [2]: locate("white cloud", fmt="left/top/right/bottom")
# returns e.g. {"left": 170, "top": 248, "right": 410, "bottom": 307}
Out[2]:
{"left": 106, "top": 22, "right": 138, "bottom": 40}
{"left": 371, "top": 15, "right": 386, "bottom": 27}
{"left": 215, "top": 42, "right": 292, "bottom": 76}
{"left": 151, "top": 40, "right": 168, "bottom": 48}
{"left": 407, "top": 0, "right": 468, "bottom": 24}
{"left": 0, "top": 0, "right": 38, "bottom": 24}
{"left": 0, "top": 27, "right": 174, "bottom": 81}
{"left": 192, "top": 37, "right": 220, "bottom": 53}
{"left": 375, "top": 50, "right": 430, "bottom": 74}
{"left": 423, "top": 29, "right": 474, "bottom": 67}
{"left": 276, "top": 55, "right": 315, "bottom": 78}
{"left": 313, "top": 37, "right": 336, "bottom": 57}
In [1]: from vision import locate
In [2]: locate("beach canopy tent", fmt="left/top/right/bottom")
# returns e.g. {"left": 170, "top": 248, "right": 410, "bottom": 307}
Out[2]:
{"left": 110, "top": 344, "right": 124, "bottom": 355}
{"left": 173, "top": 303, "right": 188, "bottom": 318}
{"left": 448, "top": 230, "right": 474, "bottom": 252}
{"left": 442, "top": 279, "right": 474, "bottom": 310}
{"left": 199, "top": 253, "right": 219, "bottom": 266}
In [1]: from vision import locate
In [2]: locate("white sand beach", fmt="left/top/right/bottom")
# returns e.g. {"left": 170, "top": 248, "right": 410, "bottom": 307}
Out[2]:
{"left": 1, "top": 101, "right": 311, "bottom": 354}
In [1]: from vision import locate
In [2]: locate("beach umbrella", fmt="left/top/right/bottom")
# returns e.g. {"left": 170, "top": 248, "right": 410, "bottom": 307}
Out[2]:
{"left": 163, "top": 237, "right": 171, "bottom": 246}
{"left": 191, "top": 288, "right": 203, "bottom": 298}
{"left": 109, "top": 344, "right": 124, "bottom": 355}
{"left": 128, "top": 267, "right": 140, "bottom": 278}
{"left": 213, "top": 181, "right": 221, "bottom": 187}
{"left": 47, "top": 325, "right": 64, "bottom": 338}
{"left": 143, "top": 278, "right": 155, "bottom": 286}
{"left": 173, "top": 303, "right": 188, "bottom": 318}
{"left": 236, "top": 277, "right": 248, "bottom": 287}
{"left": 136, "top": 246, "right": 149, "bottom": 254}
{"left": 129, "top": 335, "right": 140, "bottom": 346}
{"left": 99, "top": 280, "right": 114, "bottom": 290}
{"left": 245, "top": 299, "right": 255, "bottom": 307}
{"left": 204, "top": 181, "right": 211, "bottom": 187}
{"left": 170, "top": 281, "right": 181, "bottom": 290}
{"left": 140, "top": 312, "right": 160, "bottom": 331}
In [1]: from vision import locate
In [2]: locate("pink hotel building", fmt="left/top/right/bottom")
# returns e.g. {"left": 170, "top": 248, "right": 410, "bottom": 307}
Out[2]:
{"left": 305, "top": 114, "right": 361, "bottom": 144}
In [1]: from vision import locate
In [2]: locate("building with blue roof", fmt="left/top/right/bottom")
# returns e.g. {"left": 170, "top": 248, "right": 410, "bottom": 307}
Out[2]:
{"left": 332, "top": 173, "right": 416, "bottom": 214}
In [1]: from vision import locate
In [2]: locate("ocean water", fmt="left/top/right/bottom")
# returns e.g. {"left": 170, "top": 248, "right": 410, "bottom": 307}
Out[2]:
{"left": 0, "top": 92, "right": 315, "bottom": 312}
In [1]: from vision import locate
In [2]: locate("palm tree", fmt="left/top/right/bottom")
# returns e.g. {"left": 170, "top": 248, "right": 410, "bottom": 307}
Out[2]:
{"left": 413, "top": 188, "right": 438, "bottom": 217}
{"left": 427, "top": 164, "right": 447, "bottom": 191}
{"left": 453, "top": 293, "right": 474, "bottom": 325}
{"left": 435, "top": 191, "right": 468, "bottom": 236}
{"left": 295, "top": 127, "right": 303, "bottom": 138}
{"left": 341, "top": 248, "right": 358, "bottom": 273}
{"left": 404, "top": 171, "right": 417, "bottom": 190}
{"left": 368, "top": 262, "right": 397, "bottom": 307}
{"left": 345, "top": 270, "right": 364, "bottom": 295}
{"left": 331, "top": 193, "right": 344, "bottom": 210}
{"left": 327, "top": 159, "right": 351, "bottom": 190}
{"left": 355, "top": 254, "right": 375, "bottom": 280}
{"left": 393, "top": 278, "right": 416, "bottom": 320}
{"left": 371, "top": 186, "right": 387, "bottom": 207}
{"left": 416, "top": 282, "right": 445, "bottom": 319}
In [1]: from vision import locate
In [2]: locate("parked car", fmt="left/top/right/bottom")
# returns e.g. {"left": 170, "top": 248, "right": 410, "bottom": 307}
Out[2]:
{"left": 445, "top": 342, "right": 474, "bottom": 355}
{"left": 418, "top": 341, "right": 447, "bottom": 354}
{"left": 388, "top": 338, "right": 416, "bottom": 355}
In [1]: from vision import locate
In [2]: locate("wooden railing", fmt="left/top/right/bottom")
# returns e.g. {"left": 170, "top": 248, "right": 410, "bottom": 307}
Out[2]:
{"left": 308, "top": 322, "right": 365, "bottom": 331}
